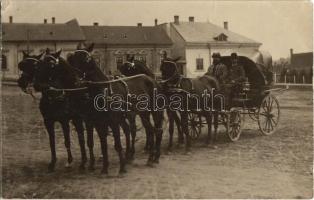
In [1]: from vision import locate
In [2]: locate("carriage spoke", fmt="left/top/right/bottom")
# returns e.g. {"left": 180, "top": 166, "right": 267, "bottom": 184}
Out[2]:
{"left": 270, "top": 117, "right": 278, "bottom": 126}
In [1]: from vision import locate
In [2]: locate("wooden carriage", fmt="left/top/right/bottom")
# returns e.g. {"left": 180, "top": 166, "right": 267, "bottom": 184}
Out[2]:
{"left": 188, "top": 56, "right": 280, "bottom": 142}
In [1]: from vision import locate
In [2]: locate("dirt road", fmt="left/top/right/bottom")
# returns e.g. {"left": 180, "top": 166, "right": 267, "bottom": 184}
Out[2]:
{"left": 2, "top": 86, "right": 313, "bottom": 198}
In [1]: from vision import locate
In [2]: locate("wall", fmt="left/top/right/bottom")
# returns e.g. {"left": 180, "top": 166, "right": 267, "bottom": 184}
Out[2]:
{"left": 185, "top": 47, "right": 210, "bottom": 78}
{"left": 2, "top": 41, "right": 80, "bottom": 80}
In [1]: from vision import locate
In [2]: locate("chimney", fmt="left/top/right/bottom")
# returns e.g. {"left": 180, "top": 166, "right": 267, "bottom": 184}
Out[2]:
{"left": 9, "top": 16, "right": 13, "bottom": 23}
{"left": 137, "top": 23, "right": 142, "bottom": 27}
{"left": 52, "top": 17, "right": 55, "bottom": 24}
{"left": 174, "top": 15, "right": 179, "bottom": 25}
{"left": 93, "top": 22, "right": 99, "bottom": 26}
{"left": 44, "top": 19, "right": 47, "bottom": 24}
{"left": 154, "top": 18, "right": 158, "bottom": 26}
{"left": 223, "top": 21, "right": 228, "bottom": 30}
{"left": 188, "top": 16, "right": 194, "bottom": 22}
{"left": 290, "top": 48, "right": 293, "bottom": 56}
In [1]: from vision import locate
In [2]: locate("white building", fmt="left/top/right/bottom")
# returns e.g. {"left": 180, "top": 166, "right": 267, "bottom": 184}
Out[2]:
{"left": 166, "top": 16, "right": 262, "bottom": 78}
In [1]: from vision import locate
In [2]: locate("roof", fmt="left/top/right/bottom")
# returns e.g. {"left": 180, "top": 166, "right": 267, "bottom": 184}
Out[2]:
{"left": 2, "top": 19, "right": 85, "bottom": 42}
{"left": 172, "top": 22, "right": 261, "bottom": 45}
{"left": 81, "top": 25, "right": 172, "bottom": 46}
{"left": 291, "top": 52, "right": 313, "bottom": 68}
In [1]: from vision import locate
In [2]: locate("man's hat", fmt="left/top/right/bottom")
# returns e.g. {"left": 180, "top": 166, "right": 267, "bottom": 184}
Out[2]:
{"left": 231, "top": 52, "right": 238, "bottom": 59}
{"left": 212, "top": 53, "right": 221, "bottom": 58}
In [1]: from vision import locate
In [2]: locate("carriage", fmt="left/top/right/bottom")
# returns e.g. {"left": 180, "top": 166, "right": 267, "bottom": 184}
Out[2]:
{"left": 187, "top": 55, "right": 281, "bottom": 142}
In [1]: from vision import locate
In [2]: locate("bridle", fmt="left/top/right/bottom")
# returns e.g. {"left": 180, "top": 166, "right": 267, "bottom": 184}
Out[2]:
{"left": 159, "top": 60, "right": 180, "bottom": 84}
{"left": 124, "top": 61, "right": 135, "bottom": 69}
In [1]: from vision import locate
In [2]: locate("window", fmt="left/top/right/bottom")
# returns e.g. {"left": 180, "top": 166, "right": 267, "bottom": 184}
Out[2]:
{"left": 1, "top": 54, "right": 7, "bottom": 70}
{"left": 135, "top": 55, "right": 146, "bottom": 64}
{"left": 196, "top": 58, "right": 204, "bottom": 70}
{"left": 116, "top": 56, "right": 123, "bottom": 69}
{"left": 121, "top": 33, "right": 127, "bottom": 39}
{"left": 213, "top": 33, "right": 228, "bottom": 41}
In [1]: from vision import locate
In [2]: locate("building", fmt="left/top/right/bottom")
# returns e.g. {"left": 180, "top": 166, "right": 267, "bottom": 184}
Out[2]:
{"left": 164, "top": 15, "right": 262, "bottom": 77}
{"left": 290, "top": 49, "right": 313, "bottom": 70}
{"left": 81, "top": 21, "right": 172, "bottom": 75}
{"left": 2, "top": 17, "right": 85, "bottom": 80}
{"left": 1, "top": 17, "right": 172, "bottom": 80}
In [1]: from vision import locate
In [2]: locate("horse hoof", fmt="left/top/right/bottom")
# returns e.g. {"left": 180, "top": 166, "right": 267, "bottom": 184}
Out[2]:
{"left": 79, "top": 164, "right": 86, "bottom": 171}
{"left": 88, "top": 165, "right": 95, "bottom": 171}
{"left": 65, "top": 162, "right": 72, "bottom": 168}
{"left": 48, "top": 164, "right": 55, "bottom": 173}
{"left": 207, "top": 144, "right": 218, "bottom": 149}
{"left": 119, "top": 168, "right": 127, "bottom": 174}
{"left": 146, "top": 161, "right": 154, "bottom": 167}
{"left": 153, "top": 159, "right": 159, "bottom": 164}
{"left": 101, "top": 169, "right": 108, "bottom": 174}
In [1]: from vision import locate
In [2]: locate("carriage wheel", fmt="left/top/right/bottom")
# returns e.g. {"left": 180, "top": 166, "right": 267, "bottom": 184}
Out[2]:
{"left": 258, "top": 94, "right": 280, "bottom": 135}
{"left": 248, "top": 108, "right": 259, "bottom": 121}
{"left": 224, "top": 110, "right": 242, "bottom": 142}
{"left": 188, "top": 113, "right": 202, "bottom": 140}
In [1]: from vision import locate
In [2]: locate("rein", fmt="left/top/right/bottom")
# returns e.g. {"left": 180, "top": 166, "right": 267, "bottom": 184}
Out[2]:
{"left": 159, "top": 60, "right": 180, "bottom": 84}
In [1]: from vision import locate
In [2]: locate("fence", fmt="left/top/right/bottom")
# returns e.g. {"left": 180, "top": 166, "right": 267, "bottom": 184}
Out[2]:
{"left": 273, "top": 72, "right": 312, "bottom": 84}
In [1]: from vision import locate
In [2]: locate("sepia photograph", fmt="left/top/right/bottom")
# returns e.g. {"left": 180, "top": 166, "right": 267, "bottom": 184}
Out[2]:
{"left": 1, "top": 0, "right": 313, "bottom": 198}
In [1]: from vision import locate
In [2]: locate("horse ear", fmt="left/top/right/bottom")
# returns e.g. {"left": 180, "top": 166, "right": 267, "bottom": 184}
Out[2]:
{"left": 45, "top": 48, "right": 51, "bottom": 54}
{"left": 54, "top": 49, "right": 62, "bottom": 58}
{"left": 77, "top": 42, "right": 82, "bottom": 50}
{"left": 173, "top": 56, "right": 181, "bottom": 62}
{"left": 36, "top": 52, "right": 44, "bottom": 60}
{"left": 86, "top": 43, "right": 94, "bottom": 52}
{"left": 22, "top": 51, "right": 28, "bottom": 58}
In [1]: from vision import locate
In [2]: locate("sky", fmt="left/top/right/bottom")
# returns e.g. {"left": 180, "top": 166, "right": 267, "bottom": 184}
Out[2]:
{"left": 2, "top": 0, "right": 313, "bottom": 60}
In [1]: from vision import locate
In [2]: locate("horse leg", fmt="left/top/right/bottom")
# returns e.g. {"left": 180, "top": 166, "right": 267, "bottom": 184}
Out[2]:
{"left": 128, "top": 114, "right": 137, "bottom": 160}
{"left": 110, "top": 120, "right": 127, "bottom": 174}
{"left": 139, "top": 112, "right": 154, "bottom": 166}
{"left": 44, "top": 119, "right": 56, "bottom": 172}
{"left": 86, "top": 120, "right": 95, "bottom": 171}
{"left": 120, "top": 118, "right": 132, "bottom": 163}
{"left": 205, "top": 115, "right": 213, "bottom": 145}
{"left": 166, "top": 110, "right": 174, "bottom": 151}
{"left": 152, "top": 110, "right": 164, "bottom": 163}
{"left": 60, "top": 120, "right": 73, "bottom": 168}
{"left": 173, "top": 111, "right": 184, "bottom": 145}
{"left": 213, "top": 112, "right": 219, "bottom": 142}
{"left": 180, "top": 111, "right": 191, "bottom": 153}
{"left": 94, "top": 121, "right": 109, "bottom": 174}
{"left": 72, "top": 118, "right": 87, "bottom": 170}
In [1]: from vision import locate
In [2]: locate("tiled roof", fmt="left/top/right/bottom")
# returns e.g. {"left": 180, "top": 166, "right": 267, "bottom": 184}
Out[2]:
{"left": 172, "top": 22, "right": 261, "bottom": 45}
{"left": 2, "top": 19, "right": 85, "bottom": 42}
{"left": 81, "top": 25, "right": 172, "bottom": 45}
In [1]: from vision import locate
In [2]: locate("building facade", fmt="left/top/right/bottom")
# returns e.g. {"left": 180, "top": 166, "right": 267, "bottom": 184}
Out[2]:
{"left": 1, "top": 17, "right": 172, "bottom": 80}
{"left": 81, "top": 23, "right": 172, "bottom": 75}
{"left": 2, "top": 18, "right": 86, "bottom": 80}
{"left": 165, "top": 16, "right": 262, "bottom": 78}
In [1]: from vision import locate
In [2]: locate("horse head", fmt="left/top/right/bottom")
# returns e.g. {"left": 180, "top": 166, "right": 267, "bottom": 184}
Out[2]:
{"left": 120, "top": 59, "right": 155, "bottom": 78}
{"left": 160, "top": 58, "right": 180, "bottom": 83}
{"left": 34, "top": 49, "right": 78, "bottom": 92}
{"left": 69, "top": 42, "right": 108, "bottom": 82}
{"left": 17, "top": 51, "right": 44, "bottom": 93}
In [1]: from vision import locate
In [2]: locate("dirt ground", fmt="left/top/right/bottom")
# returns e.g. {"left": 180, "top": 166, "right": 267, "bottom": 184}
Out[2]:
{"left": 1, "top": 85, "right": 313, "bottom": 199}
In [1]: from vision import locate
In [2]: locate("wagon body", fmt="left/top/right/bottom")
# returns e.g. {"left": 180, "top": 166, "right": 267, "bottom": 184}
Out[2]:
{"left": 187, "top": 55, "right": 280, "bottom": 141}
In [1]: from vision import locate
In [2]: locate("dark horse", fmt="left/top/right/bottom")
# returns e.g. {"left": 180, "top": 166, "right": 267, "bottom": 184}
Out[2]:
{"left": 17, "top": 51, "right": 88, "bottom": 172}
{"left": 160, "top": 60, "right": 220, "bottom": 151}
{"left": 40, "top": 46, "right": 163, "bottom": 173}
{"left": 119, "top": 57, "right": 184, "bottom": 150}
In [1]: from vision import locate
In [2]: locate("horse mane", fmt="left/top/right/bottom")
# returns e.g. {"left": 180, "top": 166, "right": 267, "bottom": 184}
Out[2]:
{"left": 133, "top": 60, "right": 155, "bottom": 78}
{"left": 87, "top": 58, "right": 109, "bottom": 81}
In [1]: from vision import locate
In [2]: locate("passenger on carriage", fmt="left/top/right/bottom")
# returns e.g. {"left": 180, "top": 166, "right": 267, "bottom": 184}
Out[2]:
{"left": 229, "top": 53, "right": 246, "bottom": 85}
{"left": 205, "top": 53, "right": 228, "bottom": 85}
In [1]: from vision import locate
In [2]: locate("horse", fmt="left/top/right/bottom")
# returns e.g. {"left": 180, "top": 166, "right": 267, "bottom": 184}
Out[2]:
{"left": 160, "top": 59, "right": 220, "bottom": 152}
{"left": 17, "top": 51, "right": 88, "bottom": 172}
{"left": 38, "top": 46, "right": 163, "bottom": 174}
{"left": 119, "top": 58, "right": 184, "bottom": 151}
{"left": 68, "top": 43, "right": 164, "bottom": 166}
